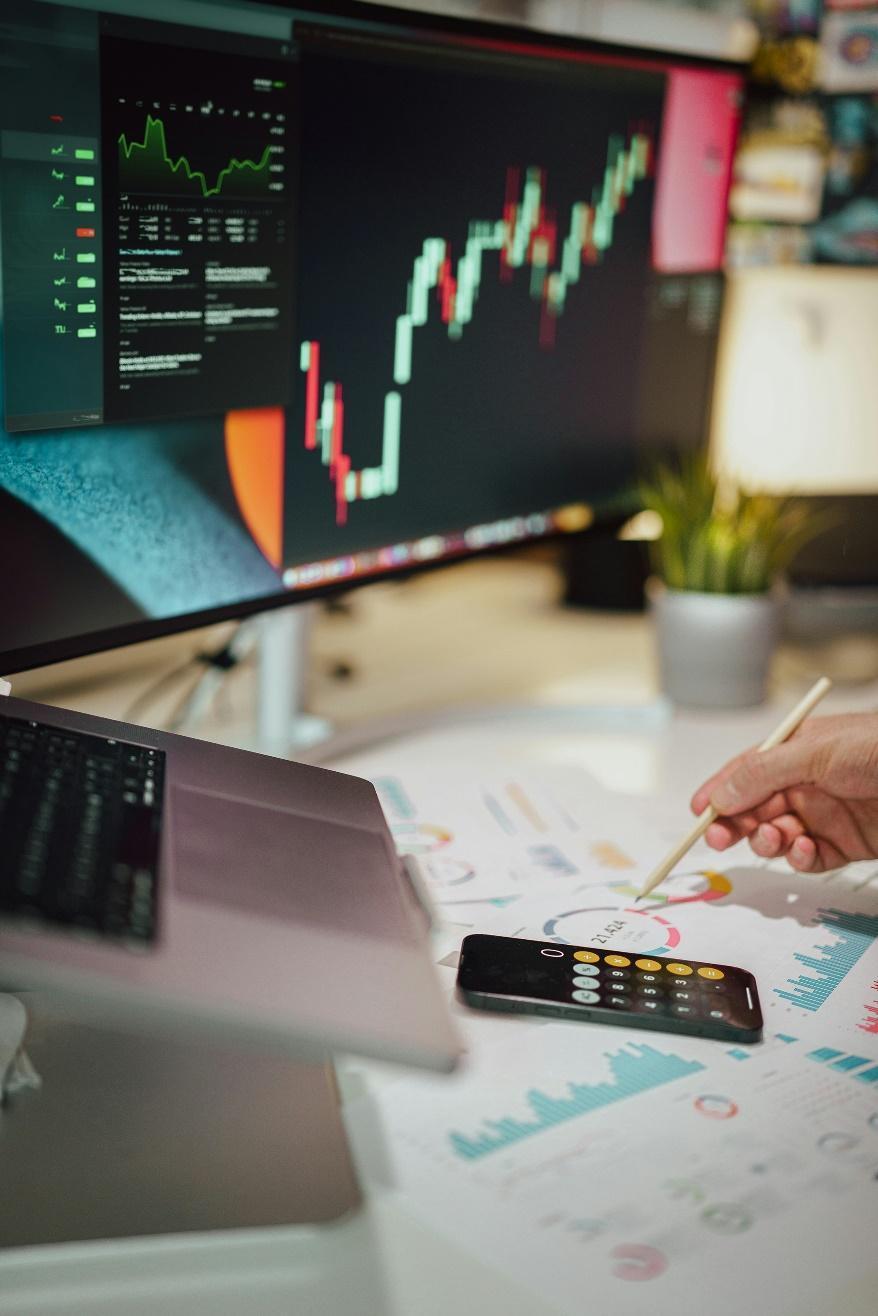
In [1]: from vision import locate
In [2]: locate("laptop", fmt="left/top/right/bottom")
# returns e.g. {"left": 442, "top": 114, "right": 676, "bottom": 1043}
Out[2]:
{"left": 0, "top": 692, "right": 460, "bottom": 1072}
{"left": 0, "top": 692, "right": 461, "bottom": 1244}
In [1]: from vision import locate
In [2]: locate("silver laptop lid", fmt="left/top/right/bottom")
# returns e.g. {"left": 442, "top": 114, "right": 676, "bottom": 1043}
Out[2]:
{"left": 0, "top": 694, "right": 461, "bottom": 1072}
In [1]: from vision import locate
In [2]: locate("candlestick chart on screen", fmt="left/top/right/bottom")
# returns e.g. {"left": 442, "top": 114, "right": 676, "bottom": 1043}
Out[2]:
{"left": 281, "top": 40, "right": 673, "bottom": 558}
{"left": 299, "top": 130, "right": 653, "bottom": 526}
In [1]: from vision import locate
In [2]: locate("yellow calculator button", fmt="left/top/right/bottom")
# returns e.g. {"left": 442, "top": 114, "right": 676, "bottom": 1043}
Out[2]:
{"left": 573, "top": 950, "right": 600, "bottom": 964}
{"left": 604, "top": 954, "right": 631, "bottom": 967}
{"left": 665, "top": 962, "right": 693, "bottom": 976}
{"left": 635, "top": 959, "right": 662, "bottom": 972}
{"left": 697, "top": 966, "right": 725, "bottom": 980}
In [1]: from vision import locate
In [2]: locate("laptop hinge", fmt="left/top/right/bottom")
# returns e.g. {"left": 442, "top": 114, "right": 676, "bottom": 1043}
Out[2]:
{"left": 399, "top": 853, "right": 436, "bottom": 933}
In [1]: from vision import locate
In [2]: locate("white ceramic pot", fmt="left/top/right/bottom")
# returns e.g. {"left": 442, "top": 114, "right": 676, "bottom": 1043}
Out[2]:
{"left": 650, "top": 584, "right": 779, "bottom": 708}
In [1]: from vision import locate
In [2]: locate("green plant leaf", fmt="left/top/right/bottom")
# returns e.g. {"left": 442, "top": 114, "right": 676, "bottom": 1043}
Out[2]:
{"left": 639, "top": 453, "right": 830, "bottom": 595}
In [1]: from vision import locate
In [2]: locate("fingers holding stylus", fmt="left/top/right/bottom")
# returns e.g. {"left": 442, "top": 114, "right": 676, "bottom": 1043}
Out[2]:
{"left": 690, "top": 743, "right": 810, "bottom": 818}
{"left": 637, "top": 679, "right": 834, "bottom": 901}
{"left": 699, "top": 792, "right": 795, "bottom": 849}
{"left": 689, "top": 707, "right": 878, "bottom": 874}
{"left": 703, "top": 812, "right": 803, "bottom": 858}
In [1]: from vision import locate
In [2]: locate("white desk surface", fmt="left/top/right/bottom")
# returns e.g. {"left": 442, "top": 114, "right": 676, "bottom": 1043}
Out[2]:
{"left": 5, "top": 554, "right": 878, "bottom": 1314}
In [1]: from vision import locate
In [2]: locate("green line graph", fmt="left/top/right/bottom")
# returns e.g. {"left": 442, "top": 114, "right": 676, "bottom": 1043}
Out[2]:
{"left": 118, "top": 114, "right": 275, "bottom": 198}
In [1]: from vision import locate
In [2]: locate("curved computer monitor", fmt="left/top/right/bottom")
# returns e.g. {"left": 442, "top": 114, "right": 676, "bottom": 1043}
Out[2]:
{"left": 0, "top": 0, "right": 743, "bottom": 673}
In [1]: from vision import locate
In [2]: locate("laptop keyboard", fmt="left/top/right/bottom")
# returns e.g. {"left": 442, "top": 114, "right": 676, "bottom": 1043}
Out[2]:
{"left": 0, "top": 713, "right": 164, "bottom": 945}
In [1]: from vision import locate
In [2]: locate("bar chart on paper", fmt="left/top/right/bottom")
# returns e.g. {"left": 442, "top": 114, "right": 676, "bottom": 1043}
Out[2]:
{"left": 448, "top": 1043, "right": 705, "bottom": 1161}
{"left": 806, "top": 1044, "right": 878, "bottom": 1084}
{"left": 774, "top": 909, "right": 878, "bottom": 1013}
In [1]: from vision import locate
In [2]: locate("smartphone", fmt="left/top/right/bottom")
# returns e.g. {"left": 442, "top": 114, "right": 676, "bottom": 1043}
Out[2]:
{"left": 457, "top": 933, "right": 763, "bottom": 1043}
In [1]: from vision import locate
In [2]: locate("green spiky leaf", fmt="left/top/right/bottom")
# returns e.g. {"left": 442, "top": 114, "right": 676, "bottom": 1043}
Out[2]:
{"left": 639, "top": 454, "right": 832, "bottom": 595}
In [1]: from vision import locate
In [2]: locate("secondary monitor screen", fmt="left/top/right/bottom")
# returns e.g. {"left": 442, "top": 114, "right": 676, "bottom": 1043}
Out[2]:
{"left": 0, "top": 0, "right": 743, "bottom": 671}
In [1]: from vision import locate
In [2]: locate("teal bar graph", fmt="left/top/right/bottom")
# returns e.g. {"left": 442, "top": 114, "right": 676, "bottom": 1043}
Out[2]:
{"left": 807, "top": 1044, "right": 878, "bottom": 1084}
{"left": 774, "top": 909, "right": 878, "bottom": 1012}
{"left": 830, "top": 1055, "right": 871, "bottom": 1072}
{"left": 448, "top": 1044, "right": 704, "bottom": 1162}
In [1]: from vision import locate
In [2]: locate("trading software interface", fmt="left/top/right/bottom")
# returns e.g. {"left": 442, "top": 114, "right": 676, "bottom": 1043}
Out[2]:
{"left": 0, "top": 0, "right": 742, "bottom": 663}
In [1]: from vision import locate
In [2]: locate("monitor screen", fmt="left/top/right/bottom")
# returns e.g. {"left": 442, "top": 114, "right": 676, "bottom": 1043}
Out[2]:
{"left": 0, "top": 0, "right": 743, "bottom": 672}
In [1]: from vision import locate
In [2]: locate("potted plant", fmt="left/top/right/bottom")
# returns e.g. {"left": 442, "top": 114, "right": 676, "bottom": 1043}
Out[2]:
{"left": 640, "top": 454, "right": 820, "bottom": 707}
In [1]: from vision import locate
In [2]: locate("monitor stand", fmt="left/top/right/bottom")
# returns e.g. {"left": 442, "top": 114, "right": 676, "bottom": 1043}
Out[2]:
{"left": 0, "top": 995, "right": 361, "bottom": 1247}
{"left": 173, "top": 604, "right": 332, "bottom": 756}
{"left": 255, "top": 604, "right": 332, "bottom": 755}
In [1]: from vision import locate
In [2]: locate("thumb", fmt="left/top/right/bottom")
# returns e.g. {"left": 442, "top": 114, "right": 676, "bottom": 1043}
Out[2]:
{"left": 710, "top": 741, "right": 814, "bottom": 815}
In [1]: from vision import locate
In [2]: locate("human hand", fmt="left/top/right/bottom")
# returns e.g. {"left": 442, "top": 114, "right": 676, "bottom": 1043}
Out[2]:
{"left": 690, "top": 713, "right": 878, "bottom": 873}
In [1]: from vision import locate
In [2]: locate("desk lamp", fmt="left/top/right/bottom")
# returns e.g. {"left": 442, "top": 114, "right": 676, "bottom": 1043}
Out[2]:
{"left": 710, "top": 265, "right": 878, "bottom": 638}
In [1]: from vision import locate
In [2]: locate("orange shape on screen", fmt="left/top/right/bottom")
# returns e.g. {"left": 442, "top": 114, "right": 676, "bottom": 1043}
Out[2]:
{"left": 224, "top": 406, "right": 285, "bottom": 569}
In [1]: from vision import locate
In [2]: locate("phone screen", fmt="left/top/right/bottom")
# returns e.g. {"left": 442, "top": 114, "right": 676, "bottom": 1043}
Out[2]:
{"left": 457, "top": 933, "right": 763, "bottom": 1042}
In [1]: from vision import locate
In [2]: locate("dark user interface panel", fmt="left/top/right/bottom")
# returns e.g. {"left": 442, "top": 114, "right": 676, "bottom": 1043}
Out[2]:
{"left": 0, "top": 4, "right": 296, "bottom": 431}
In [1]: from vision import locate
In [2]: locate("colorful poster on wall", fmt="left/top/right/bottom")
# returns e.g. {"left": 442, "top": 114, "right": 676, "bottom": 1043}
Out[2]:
{"left": 821, "top": 10, "right": 878, "bottom": 91}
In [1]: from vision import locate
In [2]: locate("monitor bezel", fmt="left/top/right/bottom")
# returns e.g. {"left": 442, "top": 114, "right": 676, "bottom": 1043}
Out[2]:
{"left": 281, "top": 0, "right": 745, "bottom": 77}
{"left": 0, "top": 0, "right": 742, "bottom": 675}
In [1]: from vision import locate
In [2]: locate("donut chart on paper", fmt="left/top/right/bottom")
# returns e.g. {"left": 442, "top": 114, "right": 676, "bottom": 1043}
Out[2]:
{"left": 543, "top": 904, "right": 681, "bottom": 955}
{"left": 694, "top": 1094, "right": 739, "bottom": 1120}
{"left": 389, "top": 821, "right": 453, "bottom": 854}
{"left": 610, "top": 1243, "right": 668, "bottom": 1281}
{"left": 609, "top": 869, "right": 733, "bottom": 906}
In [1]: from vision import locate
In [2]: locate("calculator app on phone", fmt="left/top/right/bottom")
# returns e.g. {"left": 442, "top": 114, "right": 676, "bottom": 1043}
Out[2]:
{"left": 457, "top": 933, "right": 763, "bottom": 1043}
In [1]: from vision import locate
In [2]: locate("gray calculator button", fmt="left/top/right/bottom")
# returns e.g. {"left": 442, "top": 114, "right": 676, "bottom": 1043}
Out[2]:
{"left": 572, "top": 964, "right": 599, "bottom": 978}
{"left": 672, "top": 1003, "right": 694, "bottom": 1015}
{"left": 708, "top": 1007, "right": 730, "bottom": 1020}
{"left": 572, "top": 988, "right": 600, "bottom": 1005}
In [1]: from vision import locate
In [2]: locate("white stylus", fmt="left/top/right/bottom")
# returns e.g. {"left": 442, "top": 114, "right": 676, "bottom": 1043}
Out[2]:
{"left": 637, "top": 676, "right": 833, "bottom": 902}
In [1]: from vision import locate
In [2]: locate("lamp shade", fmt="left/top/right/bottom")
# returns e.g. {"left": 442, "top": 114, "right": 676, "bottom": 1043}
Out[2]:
{"left": 711, "top": 267, "right": 878, "bottom": 494}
